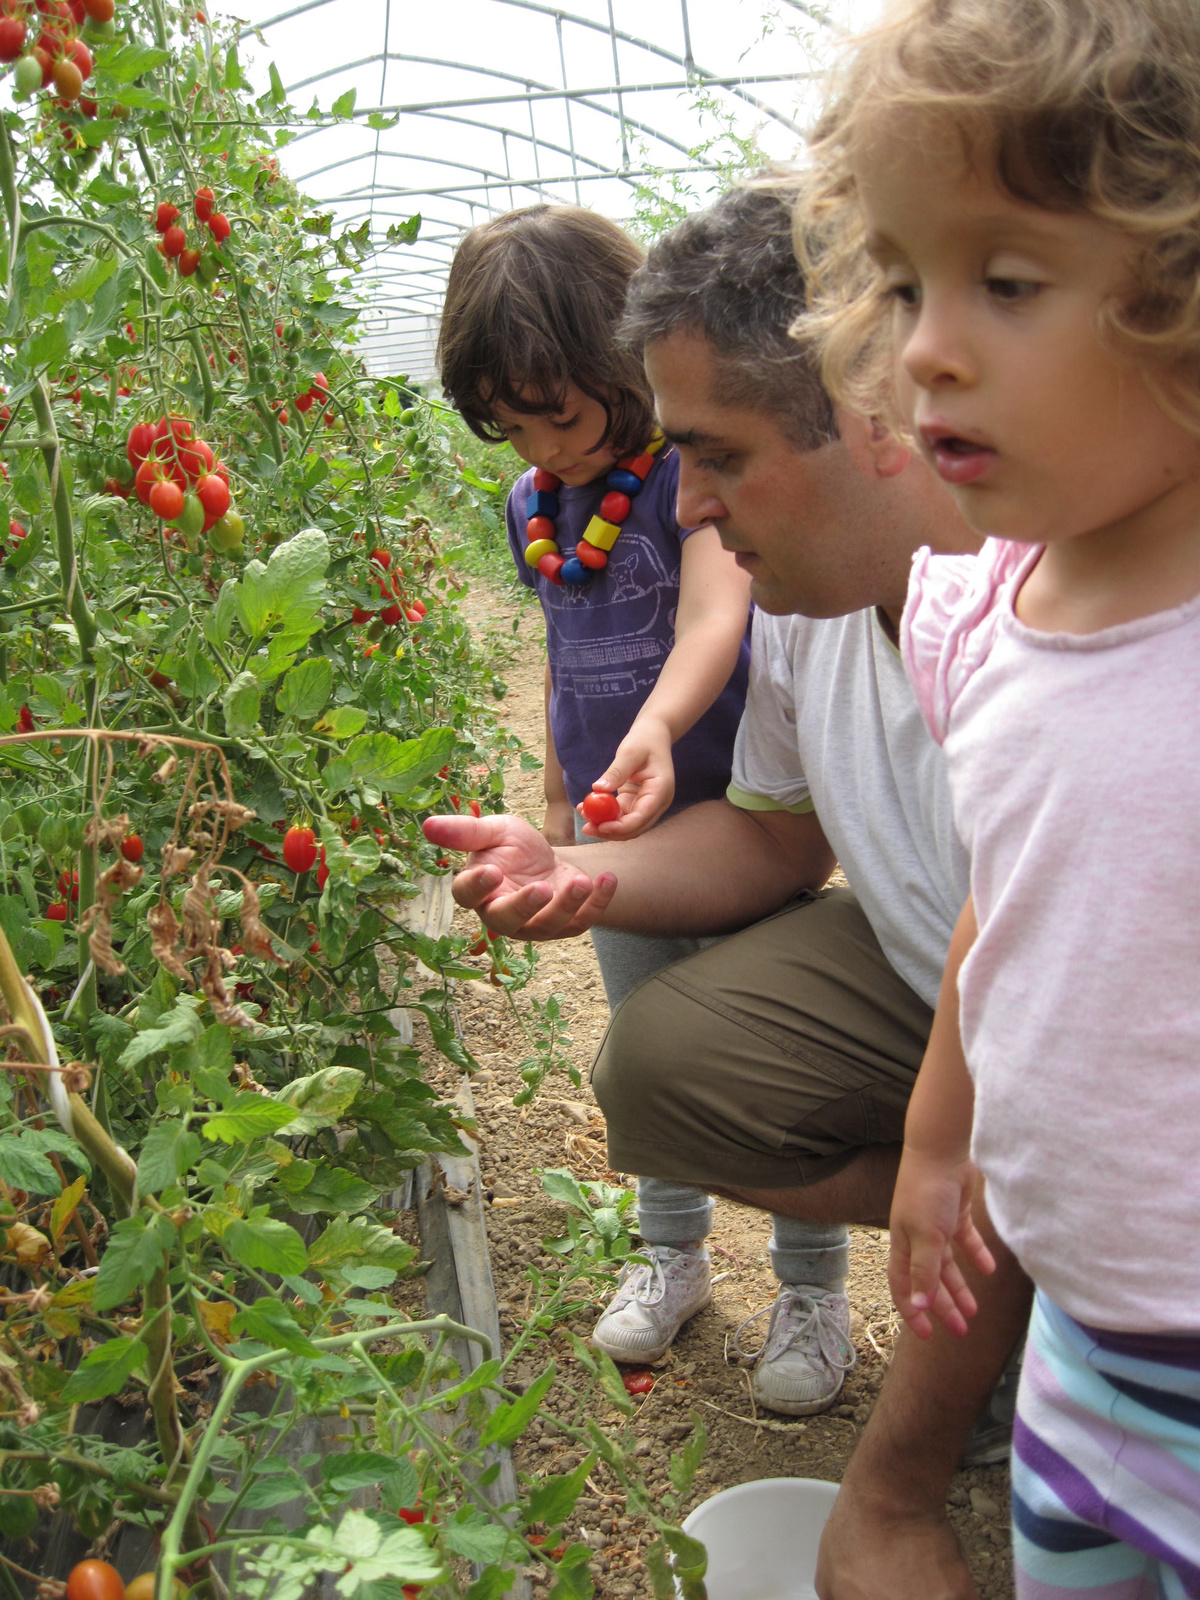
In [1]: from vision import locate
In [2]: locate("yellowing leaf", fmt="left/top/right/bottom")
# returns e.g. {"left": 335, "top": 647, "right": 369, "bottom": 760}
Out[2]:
{"left": 196, "top": 1298, "right": 236, "bottom": 1346}
{"left": 50, "top": 1174, "right": 86, "bottom": 1244}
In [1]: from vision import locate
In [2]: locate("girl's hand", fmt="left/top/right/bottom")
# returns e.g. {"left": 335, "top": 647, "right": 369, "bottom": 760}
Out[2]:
{"left": 579, "top": 715, "right": 676, "bottom": 839}
{"left": 887, "top": 1146, "right": 996, "bottom": 1341}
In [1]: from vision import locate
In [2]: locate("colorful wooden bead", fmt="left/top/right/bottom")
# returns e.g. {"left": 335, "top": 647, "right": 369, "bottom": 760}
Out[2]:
{"left": 526, "top": 489, "right": 559, "bottom": 519}
{"left": 524, "top": 537, "right": 558, "bottom": 566}
{"left": 537, "top": 552, "right": 565, "bottom": 585}
{"left": 526, "top": 514, "right": 555, "bottom": 543}
{"left": 646, "top": 431, "right": 666, "bottom": 455}
{"left": 575, "top": 539, "right": 609, "bottom": 569}
{"left": 616, "top": 453, "right": 654, "bottom": 482}
{"left": 582, "top": 515, "right": 621, "bottom": 551}
{"left": 605, "top": 468, "right": 643, "bottom": 497}
{"left": 533, "top": 468, "right": 559, "bottom": 491}
{"left": 600, "top": 491, "right": 631, "bottom": 523}
{"left": 560, "top": 557, "right": 589, "bottom": 585}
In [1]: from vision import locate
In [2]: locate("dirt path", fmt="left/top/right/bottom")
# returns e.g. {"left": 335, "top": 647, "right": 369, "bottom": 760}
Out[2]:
{"left": 422, "top": 579, "right": 1014, "bottom": 1598}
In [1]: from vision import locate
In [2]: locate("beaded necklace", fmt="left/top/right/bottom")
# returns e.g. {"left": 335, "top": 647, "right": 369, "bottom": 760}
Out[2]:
{"left": 522, "top": 430, "right": 666, "bottom": 588}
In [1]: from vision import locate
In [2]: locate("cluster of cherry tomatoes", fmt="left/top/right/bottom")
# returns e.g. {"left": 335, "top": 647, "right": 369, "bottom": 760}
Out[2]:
{"left": 119, "top": 415, "right": 245, "bottom": 550}
{"left": 0, "top": 0, "right": 109, "bottom": 109}
{"left": 351, "top": 547, "right": 427, "bottom": 630}
{"left": 294, "top": 369, "right": 330, "bottom": 415}
{"left": 152, "top": 188, "right": 230, "bottom": 280}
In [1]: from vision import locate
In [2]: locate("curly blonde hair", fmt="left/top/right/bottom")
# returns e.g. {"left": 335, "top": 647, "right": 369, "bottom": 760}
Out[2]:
{"left": 797, "top": 0, "right": 1200, "bottom": 433}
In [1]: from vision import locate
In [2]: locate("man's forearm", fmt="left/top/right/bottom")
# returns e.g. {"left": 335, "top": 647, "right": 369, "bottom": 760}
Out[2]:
{"left": 558, "top": 798, "right": 836, "bottom": 936}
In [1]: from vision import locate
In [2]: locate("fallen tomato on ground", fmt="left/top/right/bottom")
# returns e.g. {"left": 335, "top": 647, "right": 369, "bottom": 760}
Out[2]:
{"left": 621, "top": 1368, "right": 655, "bottom": 1395}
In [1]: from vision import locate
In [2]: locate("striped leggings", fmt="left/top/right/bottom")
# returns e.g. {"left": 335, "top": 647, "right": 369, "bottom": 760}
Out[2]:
{"left": 1013, "top": 1292, "right": 1200, "bottom": 1599}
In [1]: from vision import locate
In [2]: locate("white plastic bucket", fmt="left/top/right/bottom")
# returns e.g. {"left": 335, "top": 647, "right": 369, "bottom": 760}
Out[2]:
{"left": 680, "top": 1476, "right": 840, "bottom": 1600}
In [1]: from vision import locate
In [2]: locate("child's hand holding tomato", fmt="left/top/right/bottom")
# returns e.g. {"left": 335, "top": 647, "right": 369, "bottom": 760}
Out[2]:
{"left": 578, "top": 713, "right": 676, "bottom": 839}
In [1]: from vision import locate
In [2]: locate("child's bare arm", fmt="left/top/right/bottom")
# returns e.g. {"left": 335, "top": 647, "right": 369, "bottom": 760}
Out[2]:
{"left": 581, "top": 526, "right": 752, "bottom": 838}
{"left": 888, "top": 895, "right": 996, "bottom": 1340}
{"left": 541, "top": 664, "right": 576, "bottom": 845}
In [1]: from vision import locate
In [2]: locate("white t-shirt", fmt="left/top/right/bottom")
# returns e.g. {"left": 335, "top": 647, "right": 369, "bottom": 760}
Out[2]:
{"left": 729, "top": 607, "right": 968, "bottom": 1009}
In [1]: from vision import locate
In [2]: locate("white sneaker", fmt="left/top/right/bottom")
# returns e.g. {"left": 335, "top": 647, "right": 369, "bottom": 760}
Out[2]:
{"left": 591, "top": 1246, "right": 712, "bottom": 1364}
{"left": 735, "top": 1283, "right": 856, "bottom": 1417}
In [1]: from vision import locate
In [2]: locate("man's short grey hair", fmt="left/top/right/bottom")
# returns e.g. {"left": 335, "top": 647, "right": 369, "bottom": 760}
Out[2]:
{"left": 620, "top": 171, "right": 837, "bottom": 449}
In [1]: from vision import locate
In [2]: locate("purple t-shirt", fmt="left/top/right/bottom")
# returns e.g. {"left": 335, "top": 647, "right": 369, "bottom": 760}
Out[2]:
{"left": 505, "top": 447, "right": 750, "bottom": 810}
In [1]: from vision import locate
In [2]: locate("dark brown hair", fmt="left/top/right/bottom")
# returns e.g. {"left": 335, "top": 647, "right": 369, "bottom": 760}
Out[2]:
{"left": 437, "top": 205, "right": 655, "bottom": 457}
{"left": 621, "top": 172, "right": 837, "bottom": 449}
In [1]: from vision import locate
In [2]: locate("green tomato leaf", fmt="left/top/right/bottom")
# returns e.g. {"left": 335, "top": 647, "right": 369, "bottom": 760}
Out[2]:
{"left": 137, "top": 1122, "right": 202, "bottom": 1195}
{"left": 526, "top": 1454, "right": 594, "bottom": 1530}
{"left": 308, "top": 1214, "right": 416, "bottom": 1282}
{"left": 203, "top": 1096, "right": 299, "bottom": 1144}
{"left": 479, "top": 1362, "right": 555, "bottom": 1449}
{"left": 313, "top": 705, "right": 368, "bottom": 738}
{"left": 119, "top": 995, "right": 205, "bottom": 1068}
{"left": 61, "top": 1334, "right": 146, "bottom": 1402}
{"left": 274, "top": 1065, "right": 364, "bottom": 1136}
{"left": 276, "top": 656, "right": 332, "bottom": 720}
{"left": 226, "top": 1217, "right": 309, "bottom": 1275}
{"left": 443, "top": 1505, "right": 515, "bottom": 1564}
{"left": 343, "top": 725, "right": 456, "bottom": 796}
{"left": 0, "top": 1134, "right": 60, "bottom": 1196}
{"left": 222, "top": 671, "right": 262, "bottom": 738}
{"left": 230, "top": 1297, "right": 318, "bottom": 1356}
{"left": 94, "top": 1214, "right": 176, "bottom": 1310}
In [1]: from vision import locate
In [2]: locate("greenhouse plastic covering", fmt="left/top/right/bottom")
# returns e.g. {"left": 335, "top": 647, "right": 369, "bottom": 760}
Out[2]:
{"left": 229, "top": 0, "right": 847, "bottom": 379}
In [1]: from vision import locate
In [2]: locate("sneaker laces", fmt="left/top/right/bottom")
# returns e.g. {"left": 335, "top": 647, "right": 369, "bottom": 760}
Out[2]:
{"left": 733, "top": 1285, "right": 857, "bottom": 1375}
{"left": 606, "top": 1247, "right": 687, "bottom": 1315}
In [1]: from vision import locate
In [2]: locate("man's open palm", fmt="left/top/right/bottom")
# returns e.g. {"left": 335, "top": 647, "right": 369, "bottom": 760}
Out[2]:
{"left": 423, "top": 813, "right": 618, "bottom": 939}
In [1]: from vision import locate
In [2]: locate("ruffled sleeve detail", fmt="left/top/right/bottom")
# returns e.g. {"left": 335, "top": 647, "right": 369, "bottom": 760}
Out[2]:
{"left": 901, "top": 540, "right": 1033, "bottom": 744}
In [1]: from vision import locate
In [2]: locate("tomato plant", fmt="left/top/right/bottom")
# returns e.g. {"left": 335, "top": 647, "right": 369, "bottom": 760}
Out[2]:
{"left": 0, "top": 0, "right": 708, "bottom": 1591}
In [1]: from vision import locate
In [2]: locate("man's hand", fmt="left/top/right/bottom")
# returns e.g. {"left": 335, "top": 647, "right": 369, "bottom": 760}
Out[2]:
{"left": 423, "top": 813, "right": 617, "bottom": 939}
{"left": 816, "top": 1492, "right": 979, "bottom": 1600}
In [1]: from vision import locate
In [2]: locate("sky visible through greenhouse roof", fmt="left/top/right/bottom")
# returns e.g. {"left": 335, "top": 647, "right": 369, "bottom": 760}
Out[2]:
{"left": 228, "top": 0, "right": 883, "bottom": 379}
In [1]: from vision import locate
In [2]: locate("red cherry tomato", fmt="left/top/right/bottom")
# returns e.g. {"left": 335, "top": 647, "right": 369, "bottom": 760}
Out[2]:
{"left": 207, "top": 212, "right": 231, "bottom": 243}
{"left": 369, "top": 547, "right": 391, "bottom": 569}
{"left": 282, "top": 825, "right": 317, "bottom": 874}
{"left": 195, "top": 473, "right": 231, "bottom": 519}
{"left": 397, "top": 1505, "right": 425, "bottom": 1525}
{"left": 126, "top": 421, "right": 156, "bottom": 470}
{"left": 193, "top": 185, "right": 215, "bottom": 221}
{"left": 178, "top": 247, "right": 201, "bottom": 278}
{"left": 66, "top": 1559, "right": 125, "bottom": 1600}
{"left": 580, "top": 790, "right": 620, "bottom": 826}
{"left": 404, "top": 607, "right": 423, "bottom": 624}
{"left": 351, "top": 606, "right": 375, "bottom": 624}
{"left": 58, "top": 869, "right": 79, "bottom": 902}
{"left": 149, "top": 478, "right": 185, "bottom": 521}
{"left": 162, "top": 224, "right": 187, "bottom": 258}
{"left": 46, "top": 901, "right": 68, "bottom": 922}
{"left": 17, "top": 705, "right": 35, "bottom": 734}
{"left": 154, "top": 201, "right": 178, "bottom": 233}
{"left": 120, "top": 833, "right": 144, "bottom": 864}
{"left": 468, "top": 800, "right": 482, "bottom": 818}
{"left": 0, "top": 17, "right": 26, "bottom": 61}
{"left": 621, "top": 1368, "right": 655, "bottom": 1395}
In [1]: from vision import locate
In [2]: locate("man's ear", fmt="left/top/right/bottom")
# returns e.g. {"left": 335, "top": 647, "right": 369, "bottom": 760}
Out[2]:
{"left": 866, "top": 418, "right": 912, "bottom": 480}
